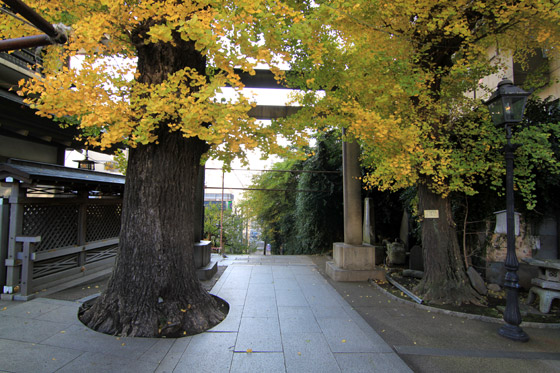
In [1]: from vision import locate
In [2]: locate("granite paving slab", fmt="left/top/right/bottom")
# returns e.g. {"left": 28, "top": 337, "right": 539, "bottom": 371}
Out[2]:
{"left": 173, "top": 332, "right": 236, "bottom": 372}
{"left": 282, "top": 332, "right": 341, "bottom": 373}
{"left": 275, "top": 288, "right": 308, "bottom": 307}
{"left": 242, "top": 295, "right": 278, "bottom": 318}
{"left": 0, "top": 338, "right": 83, "bottom": 373}
{"left": 154, "top": 337, "right": 191, "bottom": 373}
{"left": 0, "top": 315, "right": 69, "bottom": 343}
{"left": 230, "top": 352, "right": 286, "bottom": 373}
{"left": 56, "top": 351, "right": 159, "bottom": 373}
{"left": 247, "top": 283, "right": 275, "bottom": 297}
{"left": 235, "top": 316, "right": 282, "bottom": 352}
{"left": 42, "top": 322, "right": 162, "bottom": 360}
{"left": 215, "top": 287, "right": 247, "bottom": 306}
{"left": 278, "top": 306, "right": 322, "bottom": 333}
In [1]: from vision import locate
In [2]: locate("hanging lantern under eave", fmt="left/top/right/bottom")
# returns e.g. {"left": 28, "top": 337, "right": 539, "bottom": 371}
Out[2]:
{"left": 77, "top": 158, "right": 96, "bottom": 170}
{"left": 74, "top": 150, "right": 97, "bottom": 171}
{"left": 484, "top": 78, "right": 531, "bottom": 126}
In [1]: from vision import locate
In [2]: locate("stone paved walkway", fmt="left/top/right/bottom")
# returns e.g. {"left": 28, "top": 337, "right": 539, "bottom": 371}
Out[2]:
{"left": 0, "top": 255, "right": 411, "bottom": 372}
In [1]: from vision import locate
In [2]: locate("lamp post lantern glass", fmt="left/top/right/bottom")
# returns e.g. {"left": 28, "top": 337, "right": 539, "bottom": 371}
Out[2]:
{"left": 485, "top": 78, "right": 530, "bottom": 126}
{"left": 485, "top": 78, "right": 530, "bottom": 342}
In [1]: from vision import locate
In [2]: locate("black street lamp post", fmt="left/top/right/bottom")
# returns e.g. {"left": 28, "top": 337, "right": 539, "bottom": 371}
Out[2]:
{"left": 485, "top": 78, "right": 530, "bottom": 342}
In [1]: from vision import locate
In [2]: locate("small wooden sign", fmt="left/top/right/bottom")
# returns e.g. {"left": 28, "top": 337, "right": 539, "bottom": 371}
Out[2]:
{"left": 424, "top": 210, "right": 439, "bottom": 219}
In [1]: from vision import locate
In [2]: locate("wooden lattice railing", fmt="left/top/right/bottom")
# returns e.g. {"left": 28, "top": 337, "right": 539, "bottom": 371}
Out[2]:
{"left": 3, "top": 196, "right": 121, "bottom": 300}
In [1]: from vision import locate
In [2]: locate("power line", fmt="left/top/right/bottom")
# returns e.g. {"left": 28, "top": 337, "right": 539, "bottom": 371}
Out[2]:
{"left": 204, "top": 186, "right": 328, "bottom": 193}
{"left": 0, "top": 5, "right": 39, "bottom": 31}
{"left": 205, "top": 168, "right": 341, "bottom": 174}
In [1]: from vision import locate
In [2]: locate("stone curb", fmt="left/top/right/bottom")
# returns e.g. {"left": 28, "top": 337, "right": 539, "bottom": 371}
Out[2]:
{"left": 368, "top": 279, "right": 560, "bottom": 329}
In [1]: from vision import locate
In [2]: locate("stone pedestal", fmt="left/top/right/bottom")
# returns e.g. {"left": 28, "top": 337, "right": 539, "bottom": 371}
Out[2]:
{"left": 194, "top": 240, "right": 218, "bottom": 280}
{"left": 326, "top": 242, "right": 385, "bottom": 282}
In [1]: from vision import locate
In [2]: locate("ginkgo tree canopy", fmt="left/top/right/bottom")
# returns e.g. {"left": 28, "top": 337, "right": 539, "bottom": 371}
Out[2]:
{"left": 2, "top": 0, "right": 311, "bottom": 164}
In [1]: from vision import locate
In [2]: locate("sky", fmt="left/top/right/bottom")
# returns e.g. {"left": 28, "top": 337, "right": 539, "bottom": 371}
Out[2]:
{"left": 205, "top": 86, "right": 296, "bottom": 203}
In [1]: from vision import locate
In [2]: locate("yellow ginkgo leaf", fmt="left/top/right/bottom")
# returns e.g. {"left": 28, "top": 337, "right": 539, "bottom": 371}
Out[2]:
{"left": 341, "top": 339, "right": 347, "bottom": 343}
{"left": 246, "top": 348, "right": 253, "bottom": 353}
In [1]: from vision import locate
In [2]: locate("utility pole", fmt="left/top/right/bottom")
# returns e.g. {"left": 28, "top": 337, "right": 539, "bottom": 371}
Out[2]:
{"left": 220, "top": 168, "right": 224, "bottom": 256}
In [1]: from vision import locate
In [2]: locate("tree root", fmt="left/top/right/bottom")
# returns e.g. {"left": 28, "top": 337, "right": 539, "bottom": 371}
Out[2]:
{"left": 78, "top": 293, "right": 228, "bottom": 338}
{"left": 414, "top": 279, "right": 484, "bottom": 306}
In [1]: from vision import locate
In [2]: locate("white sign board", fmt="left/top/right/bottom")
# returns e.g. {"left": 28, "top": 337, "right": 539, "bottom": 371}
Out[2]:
{"left": 424, "top": 210, "right": 439, "bottom": 219}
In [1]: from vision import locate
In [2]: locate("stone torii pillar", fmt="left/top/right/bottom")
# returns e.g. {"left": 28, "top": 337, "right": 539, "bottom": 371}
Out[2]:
{"left": 342, "top": 139, "right": 363, "bottom": 245}
{"left": 326, "top": 137, "right": 385, "bottom": 282}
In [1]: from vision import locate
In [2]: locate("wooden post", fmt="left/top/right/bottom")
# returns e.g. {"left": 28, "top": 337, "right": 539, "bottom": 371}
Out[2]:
{"left": 16, "top": 236, "right": 41, "bottom": 297}
{"left": 0, "top": 199, "right": 9, "bottom": 290}
{"left": 220, "top": 168, "right": 224, "bottom": 255}
{"left": 4, "top": 183, "right": 24, "bottom": 294}
{"left": 193, "top": 165, "right": 206, "bottom": 243}
{"left": 77, "top": 191, "right": 88, "bottom": 267}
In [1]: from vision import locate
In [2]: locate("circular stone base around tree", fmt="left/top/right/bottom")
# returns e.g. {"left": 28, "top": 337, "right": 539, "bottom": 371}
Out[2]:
{"left": 77, "top": 295, "right": 230, "bottom": 338}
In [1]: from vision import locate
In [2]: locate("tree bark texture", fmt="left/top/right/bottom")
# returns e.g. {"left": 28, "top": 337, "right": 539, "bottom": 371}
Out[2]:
{"left": 414, "top": 181, "right": 480, "bottom": 305}
{"left": 79, "top": 20, "right": 225, "bottom": 337}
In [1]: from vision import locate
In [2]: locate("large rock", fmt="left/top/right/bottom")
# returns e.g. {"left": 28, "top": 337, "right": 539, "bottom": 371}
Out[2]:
{"left": 386, "top": 241, "right": 406, "bottom": 266}
{"left": 409, "top": 245, "right": 424, "bottom": 271}
{"left": 467, "top": 266, "right": 487, "bottom": 296}
{"left": 403, "top": 269, "right": 424, "bottom": 279}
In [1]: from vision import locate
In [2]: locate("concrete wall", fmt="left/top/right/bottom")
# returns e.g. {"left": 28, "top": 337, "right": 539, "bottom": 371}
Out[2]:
{"left": 535, "top": 49, "right": 560, "bottom": 99}
{"left": 536, "top": 217, "right": 558, "bottom": 259}
{"left": 469, "top": 47, "right": 559, "bottom": 101}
